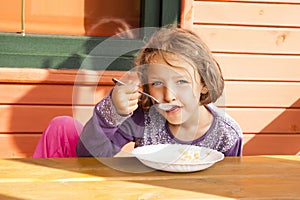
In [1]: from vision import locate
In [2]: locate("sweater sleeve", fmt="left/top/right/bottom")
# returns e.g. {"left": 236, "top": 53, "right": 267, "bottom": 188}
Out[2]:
{"left": 76, "top": 94, "right": 145, "bottom": 157}
{"left": 223, "top": 136, "right": 243, "bottom": 156}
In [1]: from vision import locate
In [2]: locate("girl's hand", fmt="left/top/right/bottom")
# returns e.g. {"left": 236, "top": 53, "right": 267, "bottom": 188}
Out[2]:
{"left": 111, "top": 81, "right": 141, "bottom": 116}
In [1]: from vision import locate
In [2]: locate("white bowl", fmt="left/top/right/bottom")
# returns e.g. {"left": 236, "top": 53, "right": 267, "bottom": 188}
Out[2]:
{"left": 131, "top": 144, "right": 224, "bottom": 172}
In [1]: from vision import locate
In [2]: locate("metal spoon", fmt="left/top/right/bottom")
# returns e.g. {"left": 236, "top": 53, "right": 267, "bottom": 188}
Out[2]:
{"left": 155, "top": 103, "right": 178, "bottom": 111}
{"left": 112, "top": 78, "right": 177, "bottom": 111}
{"left": 112, "top": 78, "right": 160, "bottom": 103}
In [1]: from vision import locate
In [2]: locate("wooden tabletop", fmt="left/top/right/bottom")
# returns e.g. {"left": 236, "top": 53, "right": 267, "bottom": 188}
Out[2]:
{"left": 0, "top": 156, "right": 299, "bottom": 199}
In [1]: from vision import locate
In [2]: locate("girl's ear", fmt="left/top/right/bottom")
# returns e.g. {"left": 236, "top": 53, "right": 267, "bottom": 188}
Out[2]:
{"left": 201, "top": 85, "right": 208, "bottom": 94}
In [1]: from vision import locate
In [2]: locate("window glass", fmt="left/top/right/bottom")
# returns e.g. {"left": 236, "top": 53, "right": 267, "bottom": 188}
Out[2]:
{"left": 0, "top": 0, "right": 141, "bottom": 38}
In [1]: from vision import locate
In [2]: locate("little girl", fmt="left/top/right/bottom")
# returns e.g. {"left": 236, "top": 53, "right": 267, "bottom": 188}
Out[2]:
{"left": 33, "top": 26, "right": 243, "bottom": 158}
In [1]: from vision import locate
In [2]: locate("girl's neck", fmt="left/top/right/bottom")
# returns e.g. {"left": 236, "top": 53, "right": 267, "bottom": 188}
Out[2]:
{"left": 168, "top": 105, "right": 214, "bottom": 142}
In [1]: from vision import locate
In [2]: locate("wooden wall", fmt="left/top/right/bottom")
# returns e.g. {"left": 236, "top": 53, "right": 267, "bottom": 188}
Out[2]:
{"left": 0, "top": 68, "right": 124, "bottom": 157}
{"left": 181, "top": 0, "right": 300, "bottom": 155}
{"left": 0, "top": 0, "right": 299, "bottom": 157}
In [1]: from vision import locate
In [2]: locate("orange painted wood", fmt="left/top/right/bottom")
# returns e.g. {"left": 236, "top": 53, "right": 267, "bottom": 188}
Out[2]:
{"left": 0, "top": 84, "right": 111, "bottom": 105}
{"left": 0, "top": 105, "right": 98, "bottom": 133}
{"left": 193, "top": 25, "right": 300, "bottom": 54}
{"left": 0, "top": 134, "right": 134, "bottom": 158}
{"left": 1, "top": 62, "right": 299, "bottom": 82}
{"left": 0, "top": 84, "right": 74, "bottom": 105}
{"left": 0, "top": 0, "right": 140, "bottom": 36}
{"left": 223, "top": 82, "right": 300, "bottom": 108}
{"left": 0, "top": 134, "right": 40, "bottom": 158}
{"left": 0, "top": 105, "right": 299, "bottom": 134}
{"left": 194, "top": 1, "right": 300, "bottom": 27}
{"left": 243, "top": 134, "right": 300, "bottom": 155}
{"left": 180, "top": 0, "right": 194, "bottom": 30}
{"left": 24, "top": 0, "right": 85, "bottom": 35}
{"left": 0, "top": 132, "right": 299, "bottom": 158}
{"left": 2, "top": 0, "right": 300, "bottom": 158}
{"left": 0, "top": 68, "right": 125, "bottom": 84}
{"left": 215, "top": 54, "right": 300, "bottom": 81}
{"left": 185, "top": 0, "right": 299, "bottom": 156}
{"left": 226, "top": 108, "right": 300, "bottom": 133}
{"left": 1, "top": 82, "right": 299, "bottom": 108}
{"left": 0, "top": 0, "right": 21, "bottom": 33}
{"left": 0, "top": 105, "right": 73, "bottom": 133}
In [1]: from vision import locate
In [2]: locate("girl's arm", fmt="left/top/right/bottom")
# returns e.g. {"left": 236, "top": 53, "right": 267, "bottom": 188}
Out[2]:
{"left": 223, "top": 136, "right": 243, "bottom": 156}
{"left": 76, "top": 94, "right": 144, "bottom": 157}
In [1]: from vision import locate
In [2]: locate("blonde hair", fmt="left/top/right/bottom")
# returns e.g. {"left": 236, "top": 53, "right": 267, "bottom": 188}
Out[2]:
{"left": 134, "top": 26, "right": 224, "bottom": 110}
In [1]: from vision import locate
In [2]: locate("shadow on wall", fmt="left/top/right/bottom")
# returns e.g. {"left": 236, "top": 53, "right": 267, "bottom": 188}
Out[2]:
{"left": 243, "top": 98, "right": 300, "bottom": 155}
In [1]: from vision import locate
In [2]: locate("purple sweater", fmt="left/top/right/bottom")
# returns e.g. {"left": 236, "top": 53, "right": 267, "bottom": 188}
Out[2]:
{"left": 76, "top": 94, "right": 243, "bottom": 157}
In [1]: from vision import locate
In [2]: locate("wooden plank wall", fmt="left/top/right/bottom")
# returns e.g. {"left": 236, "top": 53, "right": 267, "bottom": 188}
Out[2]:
{"left": 0, "top": 68, "right": 125, "bottom": 157}
{"left": 0, "top": 0, "right": 299, "bottom": 157}
{"left": 181, "top": 0, "right": 300, "bottom": 155}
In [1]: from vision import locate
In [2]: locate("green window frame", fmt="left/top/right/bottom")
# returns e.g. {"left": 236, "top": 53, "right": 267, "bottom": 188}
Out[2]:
{"left": 0, "top": 0, "right": 180, "bottom": 70}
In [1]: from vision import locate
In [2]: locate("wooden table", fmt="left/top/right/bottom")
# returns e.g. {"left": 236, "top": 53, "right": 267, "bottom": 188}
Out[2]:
{"left": 0, "top": 156, "right": 299, "bottom": 199}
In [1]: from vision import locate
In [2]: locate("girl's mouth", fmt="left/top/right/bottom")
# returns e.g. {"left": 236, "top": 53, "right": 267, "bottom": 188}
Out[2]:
{"left": 156, "top": 103, "right": 178, "bottom": 111}
{"left": 165, "top": 106, "right": 181, "bottom": 113}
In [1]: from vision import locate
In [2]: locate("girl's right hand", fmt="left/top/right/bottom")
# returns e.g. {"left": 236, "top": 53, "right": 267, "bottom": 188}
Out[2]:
{"left": 111, "top": 81, "right": 141, "bottom": 116}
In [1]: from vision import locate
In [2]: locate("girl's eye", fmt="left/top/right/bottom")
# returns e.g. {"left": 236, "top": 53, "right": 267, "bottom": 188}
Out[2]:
{"left": 151, "top": 81, "right": 163, "bottom": 86}
{"left": 177, "top": 80, "right": 188, "bottom": 85}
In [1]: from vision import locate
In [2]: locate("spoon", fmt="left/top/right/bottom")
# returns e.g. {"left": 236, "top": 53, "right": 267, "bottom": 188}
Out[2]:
{"left": 155, "top": 103, "right": 178, "bottom": 111}
{"left": 112, "top": 78, "right": 178, "bottom": 111}
{"left": 112, "top": 78, "right": 160, "bottom": 103}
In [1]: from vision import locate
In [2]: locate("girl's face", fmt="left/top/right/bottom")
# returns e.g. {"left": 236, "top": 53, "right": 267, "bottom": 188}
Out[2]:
{"left": 147, "top": 53, "right": 207, "bottom": 125}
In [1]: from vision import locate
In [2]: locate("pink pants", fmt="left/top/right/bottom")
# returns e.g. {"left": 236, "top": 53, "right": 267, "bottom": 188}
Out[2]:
{"left": 33, "top": 116, "right": 83, "bottom": 158}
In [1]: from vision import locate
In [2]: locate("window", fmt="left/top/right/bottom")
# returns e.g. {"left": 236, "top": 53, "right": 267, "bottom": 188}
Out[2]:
{"left": 0, "top": 0, "right": 180, "bottom": 70}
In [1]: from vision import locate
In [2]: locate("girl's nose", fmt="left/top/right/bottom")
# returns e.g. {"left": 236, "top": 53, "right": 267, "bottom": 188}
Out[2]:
{"left": 163, "top": 86, "right": 176, "bottom": 102}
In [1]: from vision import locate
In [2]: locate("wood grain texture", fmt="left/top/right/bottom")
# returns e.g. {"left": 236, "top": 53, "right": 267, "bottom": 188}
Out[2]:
{"left": 194, "top": 1, "right": 300, "bottom": 27}
{"left": 1, "top": 82, "right": 299, "bottom": 107}
{"left": 0, "top": 68, "right": 125, "bottom": 84}
{"left": 0, "top": 67, "right": 299, "bottom": 157}
{"left": 0, "top": 134, "right": 40, "bottom": 158}
{"left": 0, "top": 104, "right": 299, "bottom": 134}
{"left": 1, "top": 133, "right": 299, "bottom": 157}
{"left": 0, "top": 156, "right": 299, "bottom": 199}
{"left": 215, "top": 54, "right": 300, "bottom": 81}
{"left": 1, "top": 0, "right": 300, "bottom": 157}
{"left": 243, "top": 134, "right": 300, "bottom": 155}
{"left": 180, "top": 0, "right": 300, "bottom": 157}
{"left": 193, "top": 25, "right": 300, "bottom": 54}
